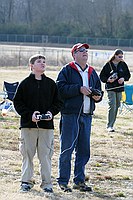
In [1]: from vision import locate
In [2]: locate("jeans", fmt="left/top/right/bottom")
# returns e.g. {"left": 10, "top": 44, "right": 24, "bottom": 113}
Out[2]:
{"left": 57, "top": 113, "right": 92, "bottom": 185}
{"left": 107, "top": 91, "right": 122, "bottom": 128}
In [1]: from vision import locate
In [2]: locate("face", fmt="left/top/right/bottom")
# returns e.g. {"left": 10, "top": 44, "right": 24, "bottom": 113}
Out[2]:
{"left": 74, "top": 47, "right": 88, "bottom": 62}
{"left": 31, "top": 58, "right": 46, "bottom": 73}
{"left": 115, "top": 54, "right": 123, "bottom": 62}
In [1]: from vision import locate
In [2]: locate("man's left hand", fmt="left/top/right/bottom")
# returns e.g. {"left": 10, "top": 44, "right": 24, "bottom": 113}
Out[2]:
{"left": 44, "top": 111, "right": 52, "bottom": 121}
{"left": 92, "top": 95, "right": 101, "bottom": 101}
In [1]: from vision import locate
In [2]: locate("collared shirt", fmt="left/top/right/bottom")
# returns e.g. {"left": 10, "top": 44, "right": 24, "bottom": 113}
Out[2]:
{"left": 75, "top": 63, "right": 90, "bottom": 113}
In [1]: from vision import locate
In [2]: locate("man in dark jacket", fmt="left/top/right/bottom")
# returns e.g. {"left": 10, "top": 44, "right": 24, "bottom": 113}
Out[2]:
{"left": 56, "top": 43, "right": 103, "bottom": 192}
{"left": 13, "top": 54, "right": 61, "bottom": 193}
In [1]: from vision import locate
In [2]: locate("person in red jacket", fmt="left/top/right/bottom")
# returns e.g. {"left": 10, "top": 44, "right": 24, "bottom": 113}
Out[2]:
{"left": 13, "top": 54, "right": 61, "bottom": 193}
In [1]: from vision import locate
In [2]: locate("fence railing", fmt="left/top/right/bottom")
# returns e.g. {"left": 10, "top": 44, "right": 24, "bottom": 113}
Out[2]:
{"left": 0, "top": 34, "right": 133, "bottom": 47}
{"left": 0, "top": 44, "right": 133, "bottom": 72}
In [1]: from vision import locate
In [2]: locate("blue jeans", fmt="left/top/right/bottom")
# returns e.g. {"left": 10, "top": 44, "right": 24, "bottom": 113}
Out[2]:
{"left": 57, "top": 113, "right": 92, "bottom": 185}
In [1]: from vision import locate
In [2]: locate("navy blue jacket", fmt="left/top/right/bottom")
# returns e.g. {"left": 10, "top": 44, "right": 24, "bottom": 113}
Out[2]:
{"left": 56, "top": 62, "right": 103, "bottom": 115}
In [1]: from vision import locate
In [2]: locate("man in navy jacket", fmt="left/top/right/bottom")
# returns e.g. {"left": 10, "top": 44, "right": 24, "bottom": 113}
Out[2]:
{"left": 56, "top": 43, "right": 103, "bottom": 192}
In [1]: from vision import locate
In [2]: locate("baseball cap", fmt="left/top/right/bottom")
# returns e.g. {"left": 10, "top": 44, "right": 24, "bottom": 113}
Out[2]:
{"left": 71, "top": 43, "right": 90, "bottom": 56}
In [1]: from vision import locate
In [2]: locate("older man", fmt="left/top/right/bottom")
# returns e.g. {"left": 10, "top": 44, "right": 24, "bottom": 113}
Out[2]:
{"left": 56, "top": 43, "right": 103, "bottom": 192}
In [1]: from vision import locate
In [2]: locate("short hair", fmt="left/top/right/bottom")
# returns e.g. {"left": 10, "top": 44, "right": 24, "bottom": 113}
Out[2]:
{"left": 29, "top": 54, "right": 45, "bottom": 64}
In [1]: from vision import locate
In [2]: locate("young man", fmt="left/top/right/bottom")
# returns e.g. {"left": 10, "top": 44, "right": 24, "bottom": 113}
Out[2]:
{"left": 56, "top": 43, "right": 103, "bottom": 192}
{"left": 13, "top": 54, "right": 61, "bottom": 193}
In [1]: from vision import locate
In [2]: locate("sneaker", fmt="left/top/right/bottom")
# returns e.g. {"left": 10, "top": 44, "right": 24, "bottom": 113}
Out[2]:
{"left": 20, "top": 181, "right": 34, "bottom": 192}
{"left": 43, "top": 188, "right": 53, "bottom": 193}
{"left": 107, "top": 127, "right": 115, "bottom": 132}
{"left": 59, "top": 184, "right": 72, "bottom": 192}
{"left": 73, "top": 182, "right": 92, "bottom": 192}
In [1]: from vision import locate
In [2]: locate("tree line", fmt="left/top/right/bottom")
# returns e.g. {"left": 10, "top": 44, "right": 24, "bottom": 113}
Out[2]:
{"left": 0, "top": 0, "right": 133, "bottom": 39}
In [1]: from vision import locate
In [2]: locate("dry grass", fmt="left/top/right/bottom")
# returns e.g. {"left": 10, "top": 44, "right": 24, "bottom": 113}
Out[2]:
{"left": 0, "top": 67, "right": 133, "bottom": 200}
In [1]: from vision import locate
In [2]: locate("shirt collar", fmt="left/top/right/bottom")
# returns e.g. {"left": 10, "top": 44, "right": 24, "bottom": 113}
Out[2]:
{"left": 75, "top": 62, "right": 89, "bottom": 72}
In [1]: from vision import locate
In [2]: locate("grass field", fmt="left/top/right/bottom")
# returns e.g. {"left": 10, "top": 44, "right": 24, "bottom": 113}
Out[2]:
{"left": 0, "top": 67, "right": 133, "bottom": 200}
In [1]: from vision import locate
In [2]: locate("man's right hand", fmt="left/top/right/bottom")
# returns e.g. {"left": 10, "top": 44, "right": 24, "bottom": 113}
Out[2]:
{"left": 32, "top": 111, "right": 40, "bottom": 122}
{"left": 80, "top": 86, "right": 92, "bottom": 96}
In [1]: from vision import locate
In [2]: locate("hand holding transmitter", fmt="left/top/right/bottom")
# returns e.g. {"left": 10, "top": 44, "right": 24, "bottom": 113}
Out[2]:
{"left": 87, "top": 88, "right": 102, "bottom": 97}
{"left": 36, "top": 113, "right": 51, "bottom": 120}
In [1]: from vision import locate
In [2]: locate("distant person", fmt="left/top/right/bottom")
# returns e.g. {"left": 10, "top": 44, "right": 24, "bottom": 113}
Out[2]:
{"left": 100, "top": 49, "right": 131, "bottom": 132}
{"left": 56, "top": 43, "right": 103, "bottom": 192}
{"left": 13, "top": 54, "right": 62, "bottom": 193}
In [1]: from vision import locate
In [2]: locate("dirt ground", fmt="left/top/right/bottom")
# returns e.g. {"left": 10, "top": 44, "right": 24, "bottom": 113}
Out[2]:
{"left": 0, "top": 68, "right": 133, "bottom": 200}
{"left": 0, "top": 103, "right": 133, "bottom": 200}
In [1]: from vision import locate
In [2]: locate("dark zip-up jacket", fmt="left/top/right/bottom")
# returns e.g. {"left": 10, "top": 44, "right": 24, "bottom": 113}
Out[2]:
{"left": 56, "top": 62, "right": 103, "bottom": 115}
{"left": 100, "top": 61, "right": 131, "bottom": 92}
{"left": 13, "top": 73, "right": 62, "bottom": 129}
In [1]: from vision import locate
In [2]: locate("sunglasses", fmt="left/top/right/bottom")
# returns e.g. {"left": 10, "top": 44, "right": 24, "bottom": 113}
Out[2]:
{"left": 75, "top": 48, "right": 88, "bottom": 53}
{"left": 118, "top": 56, "right": 123, "bottom": 58}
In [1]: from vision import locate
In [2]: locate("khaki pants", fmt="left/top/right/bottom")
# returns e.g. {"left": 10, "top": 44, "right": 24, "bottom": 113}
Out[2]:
{"left": 19, "top": 128, "right": 54, "bottom": 189}
{"left": 107, "top": 91, "right": 122, "bottom": 128}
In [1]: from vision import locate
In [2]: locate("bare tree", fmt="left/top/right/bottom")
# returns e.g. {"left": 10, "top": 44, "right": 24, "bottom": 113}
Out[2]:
{"left": 0, "top": 0, "right": 133, "bottom": 38}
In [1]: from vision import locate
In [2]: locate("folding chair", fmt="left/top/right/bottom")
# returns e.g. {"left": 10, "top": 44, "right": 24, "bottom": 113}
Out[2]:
{"left": 119, "top": 84, "right": 133, "bottom": 115}
{"left": 3, "top": 81, "right": 19, "bottom": 101}
{"left": 1, "top": 81, "right": 19, "bottom": 115}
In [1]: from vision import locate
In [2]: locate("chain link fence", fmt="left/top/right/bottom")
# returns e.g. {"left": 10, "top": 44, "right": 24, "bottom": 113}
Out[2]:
{"left": 1, "top": 34, "right": 133, "bottom": 48}
{"left": 0, "top": 44, "right": 133, "bottom": 72}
